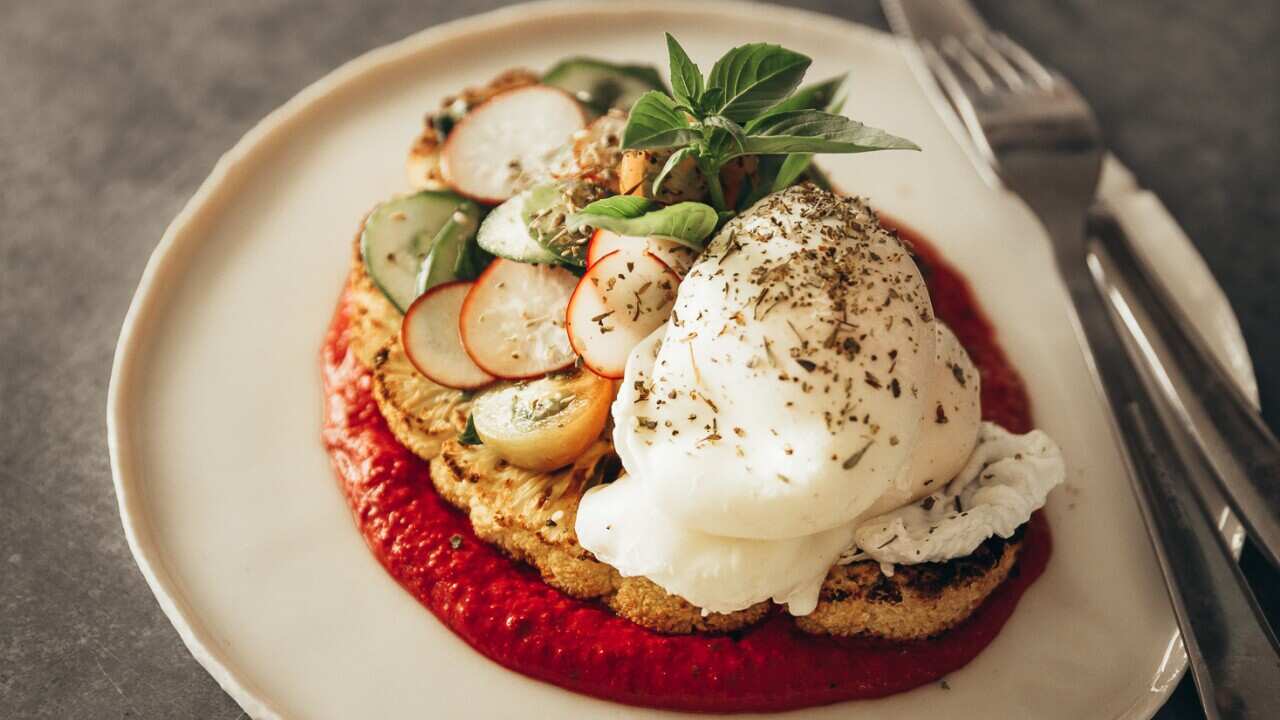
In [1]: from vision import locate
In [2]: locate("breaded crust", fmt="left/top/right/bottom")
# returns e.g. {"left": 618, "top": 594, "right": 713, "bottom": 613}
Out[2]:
{"left": 345, "top": 238, "right": 472, "bottom": 458}
{"left": 431, "top": 439, "right": 770, "bottom": 634}
{"left": 797, "top": 531, "right": 1022, "bottom": 640}
{"left": 350, "top": 216, "right": 1019, "bottom": 640}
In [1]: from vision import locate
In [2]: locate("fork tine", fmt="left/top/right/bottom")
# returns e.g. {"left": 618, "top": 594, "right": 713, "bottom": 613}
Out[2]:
{"left": 939, "top": 36, "right": 995, "bottom": 93}
{"left": 964, "top": 33, "right": 1026, "bottom": 91}
{"left": 988, "top": 33, "right": 1056, "bottom": 89}
{"left": 919, "top": 40, "right": 997, "bottom": 164}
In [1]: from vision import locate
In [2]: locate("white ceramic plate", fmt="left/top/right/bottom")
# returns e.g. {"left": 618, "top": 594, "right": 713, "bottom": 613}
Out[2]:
{"left": 108, "top": 2, "right": 1258, "bottom": 718}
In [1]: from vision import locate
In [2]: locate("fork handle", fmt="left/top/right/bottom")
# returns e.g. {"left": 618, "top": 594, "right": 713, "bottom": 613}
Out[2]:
{"left": 1041, "top": 203, "right": 1280, "bottom": 720}
{"left": 1090, "top": 208, "right": 1280, "bottom": 570}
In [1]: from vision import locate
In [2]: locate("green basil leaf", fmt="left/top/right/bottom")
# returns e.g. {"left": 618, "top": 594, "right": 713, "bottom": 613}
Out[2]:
{"left": 652, "top": 146, "right": 698, "bottom": 197}
{"left": 703, "top": 115, "right": 747, "bottom": 155}
{"left": 571, "top": 195, "right": 654, "bottom": 221}
{"left": 570, "top": 201, "right": 718, "bottom": 249}
{"left": 756, "top": 73, "right": 850, "bottom": 122}
{"left": 742, "top": 110, "right": 920, "bottom": 154}
{"left": 757, "top": 74, "right": 851, "bottom": 191}
{"left": 771, "top": 153, "right": 814, "bottom": 193}
{"left": 621, "top": 91, "right": 700, "bottom": 149}
{"left": 665, "top": 33, "right": 703, "bottom": 110}
{"left": 697, "top": 87, "right": 724, "bottom": 115}
{"left": 458, "top": 414, "right": 483, "bottom": 445}
{"left": 707, "top": 43, "right": 811, "bottom": 122}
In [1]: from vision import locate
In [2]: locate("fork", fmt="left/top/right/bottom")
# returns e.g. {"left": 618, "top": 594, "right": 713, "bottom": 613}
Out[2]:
{"left": 884, "top": 1, "right": 1280, "bottom": 717}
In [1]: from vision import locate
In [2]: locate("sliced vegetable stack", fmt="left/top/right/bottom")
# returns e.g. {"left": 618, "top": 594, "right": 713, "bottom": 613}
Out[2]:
{"left": 359, "top": 36, "right": 917, "bottom": 471}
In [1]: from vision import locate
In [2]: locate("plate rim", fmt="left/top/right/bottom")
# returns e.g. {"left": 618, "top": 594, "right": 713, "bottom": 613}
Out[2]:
{"left": 105, "top": 2, "right": 1252, "bottom": 718}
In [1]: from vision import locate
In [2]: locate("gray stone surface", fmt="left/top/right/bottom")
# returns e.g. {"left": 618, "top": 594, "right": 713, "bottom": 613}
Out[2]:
{"left": 0, "top": 1, "right": 1275, "bottom": 717}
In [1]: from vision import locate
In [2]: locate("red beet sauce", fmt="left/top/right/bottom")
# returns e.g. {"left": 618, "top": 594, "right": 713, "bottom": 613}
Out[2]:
{"left": 321, "top": 219, "right": 1050, "bottom": 713}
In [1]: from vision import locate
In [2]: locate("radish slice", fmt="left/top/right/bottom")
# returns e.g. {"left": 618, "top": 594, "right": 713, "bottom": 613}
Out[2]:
{"left": 566, "top": 249, "right": 681, "bottom": 379}
{"left": 587, "top": 229, "right": 698, "bottom": 276}
{"left": 459, "top": 259, "right": 579, "bottom": 379}
{"left": 401, "top": 282, "right": 496, "bottom": 390}
{"left": 440, "top": 86, "right": 586, "bottom": 205}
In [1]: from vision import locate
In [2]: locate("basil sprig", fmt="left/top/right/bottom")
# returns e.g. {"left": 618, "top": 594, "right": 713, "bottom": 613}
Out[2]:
{"left": 568, "top": 196, "right": 718, "bottom": 249}
{"left": 623, "top": 34, "right": 919, "bottom": 211}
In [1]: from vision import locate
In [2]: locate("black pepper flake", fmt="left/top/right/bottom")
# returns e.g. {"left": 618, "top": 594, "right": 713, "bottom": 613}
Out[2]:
{"left": 935, "top": 403, "right": 949, "bottom": 424}
{"left": 889, "top": 377, "right": 901, "bottom": 398}
{"left": 796, "top": 359, "right": 817, "bottom": 373}
{"left": 940, "top": 679, "right": 951, "bottom": 691}
{"left": 921, "top": 496, "right": 935, "bottom": 511}
{"left": 949, "top": 362, "right": 967, "bottom": 387}
{"left": 864, "top": 371, "right": 881, "bottom": 389}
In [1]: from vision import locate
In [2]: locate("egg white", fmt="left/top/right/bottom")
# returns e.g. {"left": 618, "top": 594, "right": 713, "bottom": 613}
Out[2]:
{"left": 615, "top": 190, "right": 936, "bottom": 539}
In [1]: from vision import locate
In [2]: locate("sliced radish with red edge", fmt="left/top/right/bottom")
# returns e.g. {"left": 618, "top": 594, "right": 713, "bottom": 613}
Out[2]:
{"left": 587, "top": 228, "right": 697, "bottom": 276}
{"left": 440, "top": 85, "right": 587, "bottom": 205}
{"left": 566, "top": 249, "right": 681, "bottom": 379}
{"left": 460, "top": 259, "right": 579, "bottom": 379}
{"left": 401, "top": 282, "right": 496, "bottom": 390}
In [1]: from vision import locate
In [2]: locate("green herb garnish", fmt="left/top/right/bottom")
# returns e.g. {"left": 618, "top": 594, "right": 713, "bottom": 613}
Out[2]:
{"left": 624, "top": 33, "right": 918, "bottom": 211}
{"left": 568, "top": 196, "right": 718, "bottom": 249}
{"left": 458, "top": 414, "right": 483, "bottom": 445}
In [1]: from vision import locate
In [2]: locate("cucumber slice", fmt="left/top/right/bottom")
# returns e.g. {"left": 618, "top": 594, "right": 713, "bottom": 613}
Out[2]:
{"left": 361, "top": 191, "right": 479, "bottom": 313}
{"left": 522, "top": 182, "right": 596, "bottom": 268}
{"left": 476, "top": 191, "right": 559, "bottom": 264}
{"left": 416, "top": 206, "right": 487, "bottom": 294}
{"left": 542, "top": 57, "right": 668, "bottom": 114}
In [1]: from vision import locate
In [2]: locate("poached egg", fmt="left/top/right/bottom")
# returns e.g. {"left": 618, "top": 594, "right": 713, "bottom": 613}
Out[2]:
{"left": 576, "top": 185, "right": 1062, "bottom": 615}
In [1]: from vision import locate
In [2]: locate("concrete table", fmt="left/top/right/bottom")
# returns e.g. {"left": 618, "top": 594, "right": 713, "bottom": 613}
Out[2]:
{"left": 1, "top": 1, "right": 1276, "bottom": 717}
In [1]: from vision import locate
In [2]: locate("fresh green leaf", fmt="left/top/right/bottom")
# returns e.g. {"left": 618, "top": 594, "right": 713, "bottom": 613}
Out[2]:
{"left": 570, "top": 194, "right": 654, "bottom": 222}
{"left": 757, "top": 73, "right": 850, "bottom": 120}
{"left": 742, "top": 110, "right": 920, "bottom": 154}
{"left": 665, "top": 33, "right": 703, "bottom": 109}
{"left": 757, "top": 74, "right": 851, "bottom": 191}
{"left": 570, "top": 201, "right": 719, "bottom": 249}
{"left": 652, "top": 146, "right": 698, "bottom": 197}
{"left": 459, "top": 414, "right": 483, "bottom": 445}
{"left": 703, "top": 115, "right": 747, "bottom": 154}
{"left": 707, "top": 43, "right": 811, "bottom": 122}
{"left": 621, "top": 91, "right": 699, "bottom": 149}
{"left": 697, "top": 87, "right": 724, "bottom": 115}
{"left": 771, "top": 153, "right": 814, "bottom": 192}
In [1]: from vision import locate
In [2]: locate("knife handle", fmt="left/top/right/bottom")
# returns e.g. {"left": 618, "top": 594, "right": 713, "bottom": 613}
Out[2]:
{"left": 1089, "top": 209, "right": 1280, "bottom": 570}
{"left": 1121, "top": 402, "right": 1280, "bottom": 720}
{"left": 1039, "top": 202, "right": 1280, "bottom": 719}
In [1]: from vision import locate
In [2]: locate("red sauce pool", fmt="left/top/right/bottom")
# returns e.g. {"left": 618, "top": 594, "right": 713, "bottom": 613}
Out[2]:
{"left": 321, "top": 219, "right": 1050, "bottom": 713}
